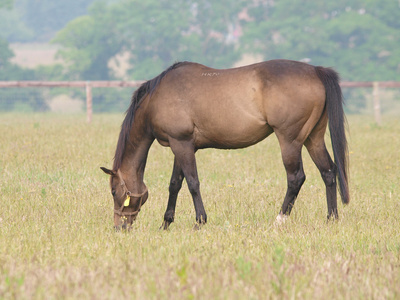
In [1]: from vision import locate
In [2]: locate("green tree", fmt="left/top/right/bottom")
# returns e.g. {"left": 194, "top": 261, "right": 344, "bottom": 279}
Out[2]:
{"left": 53, "top": 0, "right": 245, "bottom": 80}
{"left": 0, "top": 0, "right": 16, "bottom": 76}
{"left": 241, "top": 0, "right": 400, "bottom": 81}
{"left": 53, "top": 2, "right": 121, "bottom": 80}
{"left": 15, "top": 0, "right": 96, "bottom": 41}
{"left": 0, "top": 37, "right": 13, "bottom": 71}
{"left": 0, "top": 0, "right": 13, "bottom": 9}
{"left": 0, "top": 0, "right": 48, "bottom": 111}
{"left": 0, "top": 8, "right": 34, "bottom": 42}
{"left": 177, "top": 1, "right": 246, "bottom": 68}
{"left": 108, "top": 0, "right": 193, "bottom": 79}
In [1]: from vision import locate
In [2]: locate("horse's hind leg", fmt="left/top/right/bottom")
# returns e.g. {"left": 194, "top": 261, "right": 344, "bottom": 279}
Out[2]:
{"left": 304, "top": 132, "right": 338, "bottom": 219}
{"left": 276, "top": 138, "right": 306, "bottom": 219}
{"left": 161, "top": 157, "right": 184, "bottom": 230}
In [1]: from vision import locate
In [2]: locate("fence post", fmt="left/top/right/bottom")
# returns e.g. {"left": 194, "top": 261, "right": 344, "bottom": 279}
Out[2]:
{"left": 86, "top": 81, "right": 92, "bottom": 123}
{"left": 372, "top": 81, "right": 381, "bottom": 126}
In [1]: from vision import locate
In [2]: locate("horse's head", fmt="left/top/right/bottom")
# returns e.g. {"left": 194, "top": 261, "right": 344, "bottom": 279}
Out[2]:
{"left": 100, "top": 167, "right": 148, "bottom": 230}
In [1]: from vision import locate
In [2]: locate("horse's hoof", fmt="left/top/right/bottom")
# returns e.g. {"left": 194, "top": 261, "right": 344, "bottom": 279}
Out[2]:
{"left": 275, "top": 214, "right": 288, "bottom": 226}
{"left": 327, "top": 212, "right": 339, "bottom": 221}
{"left": 326, "top": 214, "right": 339, "bottom": 223}
{"left": 193, "top": 223, "right": 202, "bottom": 230}
{"left": 160, "top": 221, "right": 171, "bottom": 230}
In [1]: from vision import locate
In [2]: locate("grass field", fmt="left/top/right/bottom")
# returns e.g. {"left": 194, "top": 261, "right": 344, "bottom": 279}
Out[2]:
{"left": 0, "top": 113, "right": 399, "bottom": 299}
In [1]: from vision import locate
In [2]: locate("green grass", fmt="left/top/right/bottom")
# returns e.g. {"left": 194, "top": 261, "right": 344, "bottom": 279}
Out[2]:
{"left": 0, "top": 113, "right": 399, "bottom": 299}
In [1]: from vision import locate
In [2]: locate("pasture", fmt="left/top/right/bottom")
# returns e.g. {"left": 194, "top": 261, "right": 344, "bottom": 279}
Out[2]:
{"left": 0, "top": 113, "right": 399, "bottom": 299}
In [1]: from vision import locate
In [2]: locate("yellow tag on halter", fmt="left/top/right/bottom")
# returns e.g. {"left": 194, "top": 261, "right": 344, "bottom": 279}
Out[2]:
{"left": 123, "top": 195, "right": 130, "bottom": 207}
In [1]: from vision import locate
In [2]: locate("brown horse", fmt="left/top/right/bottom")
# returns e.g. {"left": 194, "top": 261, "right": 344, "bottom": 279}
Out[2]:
{"left": 101, "top": 60, "right": 349, "bottom": 230}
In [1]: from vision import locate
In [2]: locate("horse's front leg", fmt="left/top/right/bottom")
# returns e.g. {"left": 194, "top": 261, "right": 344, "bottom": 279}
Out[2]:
{"left": 161, "top": 157, "right": 184, "bottom": 230}
{"left": 169, "top": 138, "right": 207, "bottom": 227}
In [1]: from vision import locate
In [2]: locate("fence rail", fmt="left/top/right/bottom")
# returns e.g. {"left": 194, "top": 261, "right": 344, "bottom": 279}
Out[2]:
{"left": 339, "top": 81, "right": 400, "bottom": 125}
{"left": 340, "top": 81, "right": 400, "bottom": 88}
{"left": 0, "top": 81, "right": 145, "bottom": 88}
{"left": 0, "top": 81, "right": 144, "bottom": 122}
{"left": 1, "top": 80, "right": 399, "bottom": 124}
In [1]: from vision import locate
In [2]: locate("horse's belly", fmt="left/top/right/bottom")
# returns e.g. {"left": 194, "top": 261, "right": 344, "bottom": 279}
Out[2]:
{"left": 194, "top": 119, "right": 273, "bottom": 149}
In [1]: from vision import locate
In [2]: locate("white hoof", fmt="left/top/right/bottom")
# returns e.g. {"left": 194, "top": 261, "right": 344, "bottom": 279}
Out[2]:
{"left": 275, "top": 214, "right": 288, "bottom": 225}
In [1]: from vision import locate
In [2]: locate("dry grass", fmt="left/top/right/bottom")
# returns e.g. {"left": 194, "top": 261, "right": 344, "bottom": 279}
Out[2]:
{"left": 0, "top": 113, "right": 399, "bottom": 299}
{"left": 9, "top": 43, "right": 62, "bottom": 68}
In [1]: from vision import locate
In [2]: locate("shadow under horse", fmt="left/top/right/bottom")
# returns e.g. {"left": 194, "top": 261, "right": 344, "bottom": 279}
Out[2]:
{"left": 101, "top": 59, "right": 349, "bottom": 230}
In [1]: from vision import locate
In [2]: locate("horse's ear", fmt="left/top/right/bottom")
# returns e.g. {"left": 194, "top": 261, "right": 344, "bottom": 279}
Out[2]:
{"left": 100, "top": 167, "right": 116, "bottom": 176}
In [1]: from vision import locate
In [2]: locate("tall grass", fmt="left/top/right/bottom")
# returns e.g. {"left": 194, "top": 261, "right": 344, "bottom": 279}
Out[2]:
{"left": 0, "top": 113, "right": 399, "bottom": 299}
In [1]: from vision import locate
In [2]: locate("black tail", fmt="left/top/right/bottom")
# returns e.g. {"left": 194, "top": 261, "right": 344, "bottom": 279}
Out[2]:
{"left": 315, "top": 66, "right": 349, "bottom": 204}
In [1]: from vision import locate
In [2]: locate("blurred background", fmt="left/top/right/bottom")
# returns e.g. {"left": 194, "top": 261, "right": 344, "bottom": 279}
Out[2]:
{"left": 0, "top": 0, "right": 399, "bottom": 115}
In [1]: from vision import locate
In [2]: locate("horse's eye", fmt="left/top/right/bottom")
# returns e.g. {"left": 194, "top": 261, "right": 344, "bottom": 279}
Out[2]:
{"left": 112, "top": 190, "right": 116, "bottom": 197}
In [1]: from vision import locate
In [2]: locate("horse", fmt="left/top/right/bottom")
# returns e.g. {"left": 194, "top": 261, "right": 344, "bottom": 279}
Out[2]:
{"left": 101, "top": 59, "right": 349, "bottom": 230}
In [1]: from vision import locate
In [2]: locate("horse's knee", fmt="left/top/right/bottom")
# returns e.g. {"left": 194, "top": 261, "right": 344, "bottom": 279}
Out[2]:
{"left": 288, "top": 170, "right": 306, "bottom": 191}
{"left": 169, "top": 177, "right": 183, "bottom": 194}
{"left": 186, "top": 177, "right": 200, "bottom": 195}
{"left": 321, "top": 167, "right": 336, "bottom": 187}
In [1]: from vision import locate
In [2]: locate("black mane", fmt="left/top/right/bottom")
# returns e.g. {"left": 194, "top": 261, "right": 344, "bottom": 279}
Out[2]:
{"left": 113, "top": 62, "right": 187, "bottom": 170}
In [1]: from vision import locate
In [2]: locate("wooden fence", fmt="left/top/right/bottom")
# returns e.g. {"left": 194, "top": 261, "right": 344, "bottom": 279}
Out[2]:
{"left": 1, "top": 80, "right": 400, "bottom": 124}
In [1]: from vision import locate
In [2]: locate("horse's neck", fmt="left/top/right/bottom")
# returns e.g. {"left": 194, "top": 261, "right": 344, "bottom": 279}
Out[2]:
{"left": 119, "top": 134, "right": 153, "bottom": 193}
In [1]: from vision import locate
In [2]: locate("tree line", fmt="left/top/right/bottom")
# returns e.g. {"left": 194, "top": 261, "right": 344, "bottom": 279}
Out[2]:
{"left": 1, "top": 0, "right": 400, "bottom": 81}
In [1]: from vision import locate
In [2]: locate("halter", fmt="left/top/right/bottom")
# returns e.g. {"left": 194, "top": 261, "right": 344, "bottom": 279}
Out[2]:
{"left": 114, "top": 174, "right": 148, "bottom": 217}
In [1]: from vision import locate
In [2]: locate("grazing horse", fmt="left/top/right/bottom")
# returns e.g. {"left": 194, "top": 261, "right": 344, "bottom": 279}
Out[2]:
{"left": 101, "top": 60, "right": 349, "bottom": 230}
